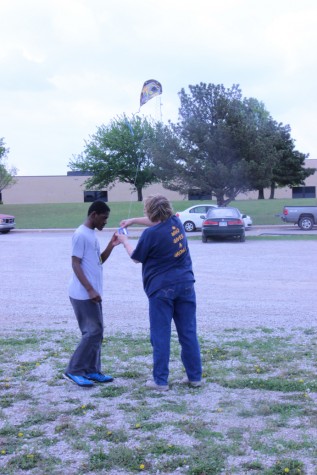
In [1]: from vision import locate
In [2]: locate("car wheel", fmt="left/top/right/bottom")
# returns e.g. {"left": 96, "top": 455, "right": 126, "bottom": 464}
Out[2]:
{"left": 184, "top": 221, "right": 196, "bottom": 232}
{"left": 202, "top": 234, "right": 207, "bottom": 243}
{"left": 240, "top": 232, "right": 245, "bottom": 242}
{"left": 298, "top": 216, "right": 314, "bottom": 230}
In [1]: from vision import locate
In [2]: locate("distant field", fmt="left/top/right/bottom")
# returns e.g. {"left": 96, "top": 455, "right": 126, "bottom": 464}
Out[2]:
{"left": 1, "top": 198, "right": 317, "bottom": 229}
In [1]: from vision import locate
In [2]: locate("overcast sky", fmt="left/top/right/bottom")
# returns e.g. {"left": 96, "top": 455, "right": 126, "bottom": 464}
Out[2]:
{"left": 0, "top": 0, "right": 316, "bottom": 176}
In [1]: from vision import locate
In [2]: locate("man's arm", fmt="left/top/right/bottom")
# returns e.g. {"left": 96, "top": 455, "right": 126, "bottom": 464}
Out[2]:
{"left": 100, "top": 232, "right": 120, "bottom": 263}
{"left": 71, "top": 256, "right": 101, "bottom": 302}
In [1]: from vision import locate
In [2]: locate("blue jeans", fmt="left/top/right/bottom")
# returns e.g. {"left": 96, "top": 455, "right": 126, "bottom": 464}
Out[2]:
{"left": 66, "top": 298, "right": 104, "bottom": 376}
{"left": 148, "top": 282, "right": 202, "bottom": 386}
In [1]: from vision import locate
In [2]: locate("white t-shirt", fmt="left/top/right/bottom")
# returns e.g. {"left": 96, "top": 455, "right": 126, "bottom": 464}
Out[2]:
{"left": 68, "top": 224, "right": 103, "bottom": 300}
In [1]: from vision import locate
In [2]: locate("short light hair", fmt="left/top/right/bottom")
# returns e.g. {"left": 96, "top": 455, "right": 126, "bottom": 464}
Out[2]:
{"left": 144, "top": 194, "right": 173, "bottom": 222}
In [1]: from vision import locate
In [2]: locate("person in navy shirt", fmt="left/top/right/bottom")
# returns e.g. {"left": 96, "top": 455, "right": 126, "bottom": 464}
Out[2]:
{"left": 117, "top": 194, "right": 202, "bottom": 391}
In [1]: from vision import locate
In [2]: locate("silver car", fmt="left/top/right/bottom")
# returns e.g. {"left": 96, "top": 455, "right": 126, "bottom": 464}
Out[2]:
{"left": 0, "top": 213, "right": 15, "bottom": 234}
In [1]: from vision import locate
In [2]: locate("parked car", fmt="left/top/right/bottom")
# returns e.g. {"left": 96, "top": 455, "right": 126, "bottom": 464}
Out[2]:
{"left": 0, "top": 213, "right": 15, "bottom": 234}
{"left": 201, "top": 207, "right": 245, "bottom": 242}
{"left": 175, "top": 204, "right": 217, "bottom": 232}
{"left": 175, "top": 204, "right": 252, "bottom": 232}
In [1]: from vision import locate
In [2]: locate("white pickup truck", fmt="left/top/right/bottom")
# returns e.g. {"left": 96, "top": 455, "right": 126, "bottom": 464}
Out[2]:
{"left": 280, "top": 206, "right": 317, "bottom": 230}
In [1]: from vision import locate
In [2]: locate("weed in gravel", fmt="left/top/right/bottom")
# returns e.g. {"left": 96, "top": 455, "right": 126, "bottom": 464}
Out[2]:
{"left": 91, "top": 426, "right": 128, "bottom": 443}
{"left": 86, "top": 446, "right": 148, "bottom": 472}
{"left": 5, "top": 452, "right": 60, "bottom": 473}
{"left": 187, "top": 444, "right": 226, "bottom": 474}
{"left": 91, "top": 385, "right": 127, "bottom": 398}
{"left": 264, "top": 458, "right": 305, "bottom": 474}
{"left": 23, "top": 410, "right": 61, "bottom": 427}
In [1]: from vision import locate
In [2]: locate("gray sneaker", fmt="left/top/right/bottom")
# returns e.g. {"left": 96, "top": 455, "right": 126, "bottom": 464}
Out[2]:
{"left": 145, "top": 380, "right": 169, "bottom": 391}
{"left": 181, "top": 377, "right": 202, "bottom": 388}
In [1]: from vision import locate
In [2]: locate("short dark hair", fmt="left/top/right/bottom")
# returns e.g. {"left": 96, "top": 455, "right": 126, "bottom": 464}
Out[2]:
{"left": 88, "top": 200, "right": 110, "bottom": 216}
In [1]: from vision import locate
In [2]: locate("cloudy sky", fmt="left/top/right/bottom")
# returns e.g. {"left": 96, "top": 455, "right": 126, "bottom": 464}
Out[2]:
{"left": 0, "top": 0, "right": 316, "bottom": 176}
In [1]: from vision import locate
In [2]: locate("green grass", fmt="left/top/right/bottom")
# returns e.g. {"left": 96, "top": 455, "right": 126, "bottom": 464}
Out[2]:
{"left": 1, "top": 328, "right": 317, "bottom": 474}
{"left": 1, "top": 198, "right": 316, "bottom": 229}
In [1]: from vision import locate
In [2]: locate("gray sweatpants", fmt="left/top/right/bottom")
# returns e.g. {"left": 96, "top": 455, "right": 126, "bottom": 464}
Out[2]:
{"left": 66, "top": 298, "right": 104, "bottom": 376}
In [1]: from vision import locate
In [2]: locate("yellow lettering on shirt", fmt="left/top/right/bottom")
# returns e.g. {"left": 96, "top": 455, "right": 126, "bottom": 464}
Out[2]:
{"left": 171, "top": 226, "right": 180, "bottom": 237}
{"left": 174, "top": 247, "right": 187, "bottom": 257}
{"left": 173, "top": 233, "right": 184, "bottom": 244}
{"left": 171, "top": 225, "right": 187, "bottom": 257}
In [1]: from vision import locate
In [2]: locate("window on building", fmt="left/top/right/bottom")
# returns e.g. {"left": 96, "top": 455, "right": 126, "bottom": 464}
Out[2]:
{"left": 292, "top": 186, "right": 316, "bottom": 199}
{"left": 188, "top": 189, "right": 212, "bottom": 200}
{"left": 84, "top": 191, "right": 108, "bottom": 202}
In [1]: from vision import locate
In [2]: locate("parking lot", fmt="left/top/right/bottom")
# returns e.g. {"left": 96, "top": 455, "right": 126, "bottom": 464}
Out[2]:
{"left": 1, "top": 230, "right": 316, "bottom": 335}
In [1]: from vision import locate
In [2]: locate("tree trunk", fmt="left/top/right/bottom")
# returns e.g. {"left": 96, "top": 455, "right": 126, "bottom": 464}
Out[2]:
{"left": 257, "top": 188, "right": 265, "bottom": 200}
{"left": 269, "top": 182, "right": 275, "bottom": 199}
{"left": 137, "top": 187, "right": 143, "bottom": 201}
{"left": 215, "top": 193, "right": 225, "bottom": 206}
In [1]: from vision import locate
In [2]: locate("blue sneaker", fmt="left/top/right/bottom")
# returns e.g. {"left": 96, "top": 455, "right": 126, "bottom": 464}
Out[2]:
{"left": 63, "top": 373, "right": 94, "bottom": 387}
{"left": 86, "top": 372, "right": 114, "bottom": 383}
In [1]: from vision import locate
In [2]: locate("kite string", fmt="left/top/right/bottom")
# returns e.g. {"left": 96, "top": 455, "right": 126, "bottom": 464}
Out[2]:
{"left": 125, "top": 111, "right": 142, "bottom": 220}
{"left": 125, "top": 79, "right": 162, "bottom": 218}
{"left": 127, "top": 155, "right": 141, "bottom": 219}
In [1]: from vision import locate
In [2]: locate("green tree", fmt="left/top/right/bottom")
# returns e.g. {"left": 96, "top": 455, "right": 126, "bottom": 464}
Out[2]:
{"left": 268, "top": 124, "right": 314, "bottom": 199}
{"left": 151, "top": 84, "right": 258, "bottom": 205}
{"left": 69, "top": 115, "right": 159, "bottom": 201}
{"left": 150, "top": 84, "right": 311, "bottom": 204}
{"left": 0, "top": 138, "right": 17, "bottom": 203}
{"left": 235, "top": 98, "right": 280, "bottom": 200}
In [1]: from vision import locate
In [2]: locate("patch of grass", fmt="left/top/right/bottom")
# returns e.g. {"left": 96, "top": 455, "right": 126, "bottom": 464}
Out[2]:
{"left": 2, "top": 197, "right": 317, "bottom": 228}
{"left": 91, "top": 385, "right": 127, "bottom": 398}
{"left": 90, "top": 426, "right": 128, "bottom": 442}
{"left": 5, "top": 452, "right": 60, "bottom": 473}
{"left": 0, "top": 337, "right": 39, "bottom": 347}
{"left": 23, "top": 411, "right": 61, "bottom": 427}
{"left": 217, "top": 376, "right": 317, "bottom": 392}
{"left": 86, "top": 446, "right": 148, "bottom": 472}
{"left": 264, "top": 458, "right": 305, "bottom": 474}
{"left": 116, "top": 369, "right": 144, "bottom": 378}
{"left": 70, "top": 403, "right": 96, "bottom": 415}
{"left": 187, "top": 444, "right": 226, "bottom": 474}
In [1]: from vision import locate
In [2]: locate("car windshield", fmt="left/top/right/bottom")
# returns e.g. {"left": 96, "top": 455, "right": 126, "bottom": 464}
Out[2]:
{"left": 206, "top": 208, "right": 239, "bottom": 218}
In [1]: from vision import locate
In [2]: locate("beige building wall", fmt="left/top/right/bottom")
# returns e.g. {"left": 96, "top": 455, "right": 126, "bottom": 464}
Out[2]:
{"left": 3, "top": 175, "right": 184, "bottom": 204}
{"left": 3, "top": 159, "right": 316, "bottom": 204}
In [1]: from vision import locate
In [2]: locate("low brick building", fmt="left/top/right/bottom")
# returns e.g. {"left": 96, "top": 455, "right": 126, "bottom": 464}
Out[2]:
{"left": 2, "top": 159, "right": 316, "bottom": 204}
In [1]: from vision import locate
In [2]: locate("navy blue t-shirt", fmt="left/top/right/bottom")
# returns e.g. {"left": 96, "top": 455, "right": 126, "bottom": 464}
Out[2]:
{"left": 131, "top": 215, "right": 195, "bottom": 297}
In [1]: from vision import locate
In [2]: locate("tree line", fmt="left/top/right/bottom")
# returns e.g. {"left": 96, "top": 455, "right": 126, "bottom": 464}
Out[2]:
{"left": 70, "top": 83, "right": 314, "bottom": 205}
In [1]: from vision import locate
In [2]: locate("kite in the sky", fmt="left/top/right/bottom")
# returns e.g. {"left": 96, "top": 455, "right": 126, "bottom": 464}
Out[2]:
{"left": 139, "top": 79, "right": 162, "bottom": 108}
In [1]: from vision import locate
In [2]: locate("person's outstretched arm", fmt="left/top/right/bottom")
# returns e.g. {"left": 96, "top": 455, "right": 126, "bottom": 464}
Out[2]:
{"left": 116, "top": 234, "right": 140, "bottom": 263}
{"left": 120, "top": 217, "right": 158, "bottom": 228}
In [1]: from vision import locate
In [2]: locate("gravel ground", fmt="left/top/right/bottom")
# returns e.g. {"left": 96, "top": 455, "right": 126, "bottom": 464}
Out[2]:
{"left": 1, "top": 230, "right": 316, "bottom": 333}
{"left": 1, "top": 230, "right": 317, "bottom": 474}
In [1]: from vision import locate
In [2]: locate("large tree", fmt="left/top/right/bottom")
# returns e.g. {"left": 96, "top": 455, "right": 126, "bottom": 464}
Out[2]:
{"left": 150, "top": 83, "right": 312, "bottom": 204}
{"left": 151, "top": 84, "right": 255, "bottom": 205}
{"left": 0, "top": 138, "right": 17, "bottom": 203}
{"left": 69, "top": 115, "right": 159, "bottom": 201}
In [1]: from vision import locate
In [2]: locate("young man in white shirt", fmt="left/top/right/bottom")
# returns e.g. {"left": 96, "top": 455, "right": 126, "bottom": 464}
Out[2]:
{"left": 64, "top": 200, "right": 120, "bottom": 387}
